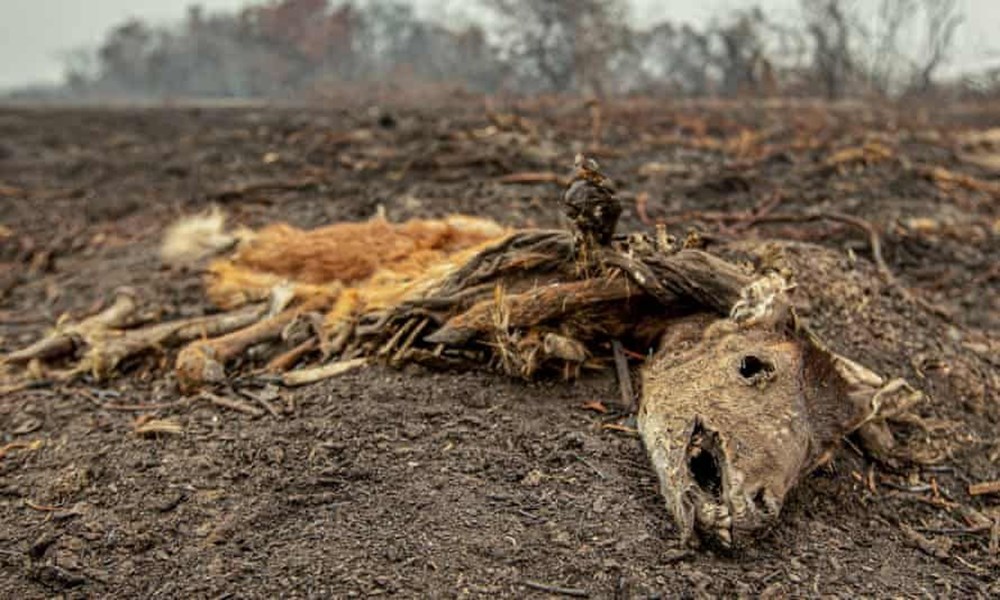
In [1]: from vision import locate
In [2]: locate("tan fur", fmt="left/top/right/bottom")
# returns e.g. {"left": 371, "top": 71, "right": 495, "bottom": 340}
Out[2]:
{"left": 221, "top": 215, "right": 506, "bottom": 285}
{"left": 161, "top": 207, "right": 242, "bottom": 266}
{"left": 205, "top": 261, "right": 342, "bottom": 310}
{"left": 203, "top": 214, "right": 509, "bottom": 325}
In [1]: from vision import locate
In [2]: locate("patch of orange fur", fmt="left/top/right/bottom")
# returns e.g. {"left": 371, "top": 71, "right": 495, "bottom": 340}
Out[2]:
{"left": 322, "top": 241, "right": 498, "bottom": 329}
{"left": 227, "top": 215, "right": 506, "bottom": 284}
{"left": 206, "top": 261, "right": 342, "bottom": 309}
{"left": 205, "top": 215, "right": 509, "bottom": 329}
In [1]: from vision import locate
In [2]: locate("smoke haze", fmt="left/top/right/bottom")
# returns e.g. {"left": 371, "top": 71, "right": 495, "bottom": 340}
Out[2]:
{"left": 1, "top": 0, "right": 997, "bottom": 95}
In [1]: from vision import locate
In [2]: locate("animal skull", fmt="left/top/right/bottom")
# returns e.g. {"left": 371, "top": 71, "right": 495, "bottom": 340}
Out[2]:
{"left": 638, "top": 281, "right": 888, "bottom": 548}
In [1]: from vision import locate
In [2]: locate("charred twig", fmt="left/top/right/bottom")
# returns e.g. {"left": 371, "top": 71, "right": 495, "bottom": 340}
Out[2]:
{"left": 200, "top": 391, "right": 264, "bottom": 417}
{"left": 425, "top": 279, "right": 636, "bottom": 346}
{"left": 237, "top": 388, "right": 281, "bottom": 417}
{"left": 724, "top": 192, "right": 785, "bottom": 234}
{"left": 564, "top": 155, "right": 621, "bottom": 258}
{"left": 900, "top": 524, "right": 953, "bottom": 559}
{"left": 744, "top": 212, "right": 893, "bottom": 282}
{"left": 917, "top": 165, "right": 1000, "bottom": 199}
{"left": 611, "top": 340, "right": 635, "bottom": 412}
{"left": 914, "top": 526, "right": 991, "bottom": 536}
{"left": 496, "top": 172, "right": 566, "bottom": 186}
{"left": 98, "top": 399, "right": 190, "bottom": 412}
{"left": 211, "top": 177, "right": 324, "bottom": 202}
{"left": 0, "top": 439, "right": 43, "bottom": 460}
{"left": 521, "top": 580, "right": 589, "bottom": 598}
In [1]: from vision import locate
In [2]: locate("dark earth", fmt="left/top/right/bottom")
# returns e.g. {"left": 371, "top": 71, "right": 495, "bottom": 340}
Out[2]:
{"left": 1, "top": 98, "right": 997, "bottom": 597}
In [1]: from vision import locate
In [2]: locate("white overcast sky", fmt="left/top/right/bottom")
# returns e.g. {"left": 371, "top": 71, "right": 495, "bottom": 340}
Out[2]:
{"left": 0, "top": 0, "right": 997, "bottom": 89}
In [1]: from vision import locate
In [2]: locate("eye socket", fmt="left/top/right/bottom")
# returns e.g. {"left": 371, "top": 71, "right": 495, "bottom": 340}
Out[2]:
{"left": 739, "top": 355, "right": 774, "bottom": 380}
{"left": 752, "top": 488, "right": 770, "bottom": 514}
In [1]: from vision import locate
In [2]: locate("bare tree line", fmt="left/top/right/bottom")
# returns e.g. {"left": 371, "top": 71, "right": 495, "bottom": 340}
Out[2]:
{"left": 59, "top": 0, "right": 993, "bottom": 100}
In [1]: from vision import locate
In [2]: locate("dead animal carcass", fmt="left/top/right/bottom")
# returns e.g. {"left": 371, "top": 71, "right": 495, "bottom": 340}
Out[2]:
{"left": 1, "top": 157, "right": 924, "bottom": 548}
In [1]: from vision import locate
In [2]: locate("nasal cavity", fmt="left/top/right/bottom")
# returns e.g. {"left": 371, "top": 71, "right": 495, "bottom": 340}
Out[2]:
{"left": 687, "top": 420, "right": 723, "bottom": 498}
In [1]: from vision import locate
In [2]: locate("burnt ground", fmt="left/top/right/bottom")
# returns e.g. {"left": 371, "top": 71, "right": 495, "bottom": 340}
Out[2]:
{"left": 0, "top": 99, "right": 998, "bottom": 598}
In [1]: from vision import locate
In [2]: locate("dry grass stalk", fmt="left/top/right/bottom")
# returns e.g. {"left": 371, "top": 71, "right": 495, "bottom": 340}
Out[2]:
{"left": 0, "top": 439, "right": 44, "bottom": 460}
{"left": 134, "top": 418, "right": 183, "bottom": 436}
{"left": 969, "top": 481, "right": 1000, "bottom": 497}
{"left": 199, "top": 391, "right": 265, "bottom": 417}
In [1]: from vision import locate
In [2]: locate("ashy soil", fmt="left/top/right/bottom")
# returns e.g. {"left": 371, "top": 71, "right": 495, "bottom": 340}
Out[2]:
{"left": 0, "top": 99, "right": 998, "bottom": 598}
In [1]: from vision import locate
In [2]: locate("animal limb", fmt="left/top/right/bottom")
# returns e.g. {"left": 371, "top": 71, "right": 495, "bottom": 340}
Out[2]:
{"left": 3, "top": 288, "right": 139, "bottom": 364}
{"left": 82, "top": 304, "right": 266, "bottom": 379}
{"left": 2, "top": 290, "right": 267, "bottom": 384}
{"left": 175, "top": 297, "right": 331, "bottom": 391}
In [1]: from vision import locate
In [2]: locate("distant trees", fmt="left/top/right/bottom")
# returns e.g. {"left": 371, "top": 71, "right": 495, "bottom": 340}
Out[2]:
{"left": 910, "top": 0, "right": 963, "bottom": 93}
{"left": 799, "top": 0, "right": 966, "bottom": 99}
{"left": 801, "top": 0, "right": 854, "bottom": 99}
{"left": 67, "top": 0, "right": 501, "bottom": 98}
{"left": 62, "top": 0, "right": 983, "bottom": 100}
{"left": 480, "top": 0, "right": 634, "bottom": 95}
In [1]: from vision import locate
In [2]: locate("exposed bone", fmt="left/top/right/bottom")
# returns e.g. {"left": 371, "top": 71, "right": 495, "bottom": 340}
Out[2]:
{"left": 636, "top": 274, "right": 919, "bottom": 548}
{"left": 281, "top": 357, "right": 368, "bottom": 387}
{"left": 175, "top": 297, "right": 331, "bottom": 391}
{"left": 265, "top": 338, "right": 319, "bottom": 372}
{"left": 2, "top": 289, "right": 268, "bottom": 383}
{"left": 83, "top": 304, "right": 267, "bottom": 379}
{"left": 3, "top": 288, "right": 139, "bottom": 364}
{"left": 392, "top": 318, "right": 430, "bottom": 364}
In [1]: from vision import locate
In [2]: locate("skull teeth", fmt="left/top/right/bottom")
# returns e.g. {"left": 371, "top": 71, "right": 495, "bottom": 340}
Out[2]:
{"left": 717, "top": 526, "right": 732, "bottom": 546}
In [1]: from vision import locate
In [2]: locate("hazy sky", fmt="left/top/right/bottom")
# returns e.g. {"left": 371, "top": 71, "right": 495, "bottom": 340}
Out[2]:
{"left": 1, "top": 0, "right": 997, "bottom": 90}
